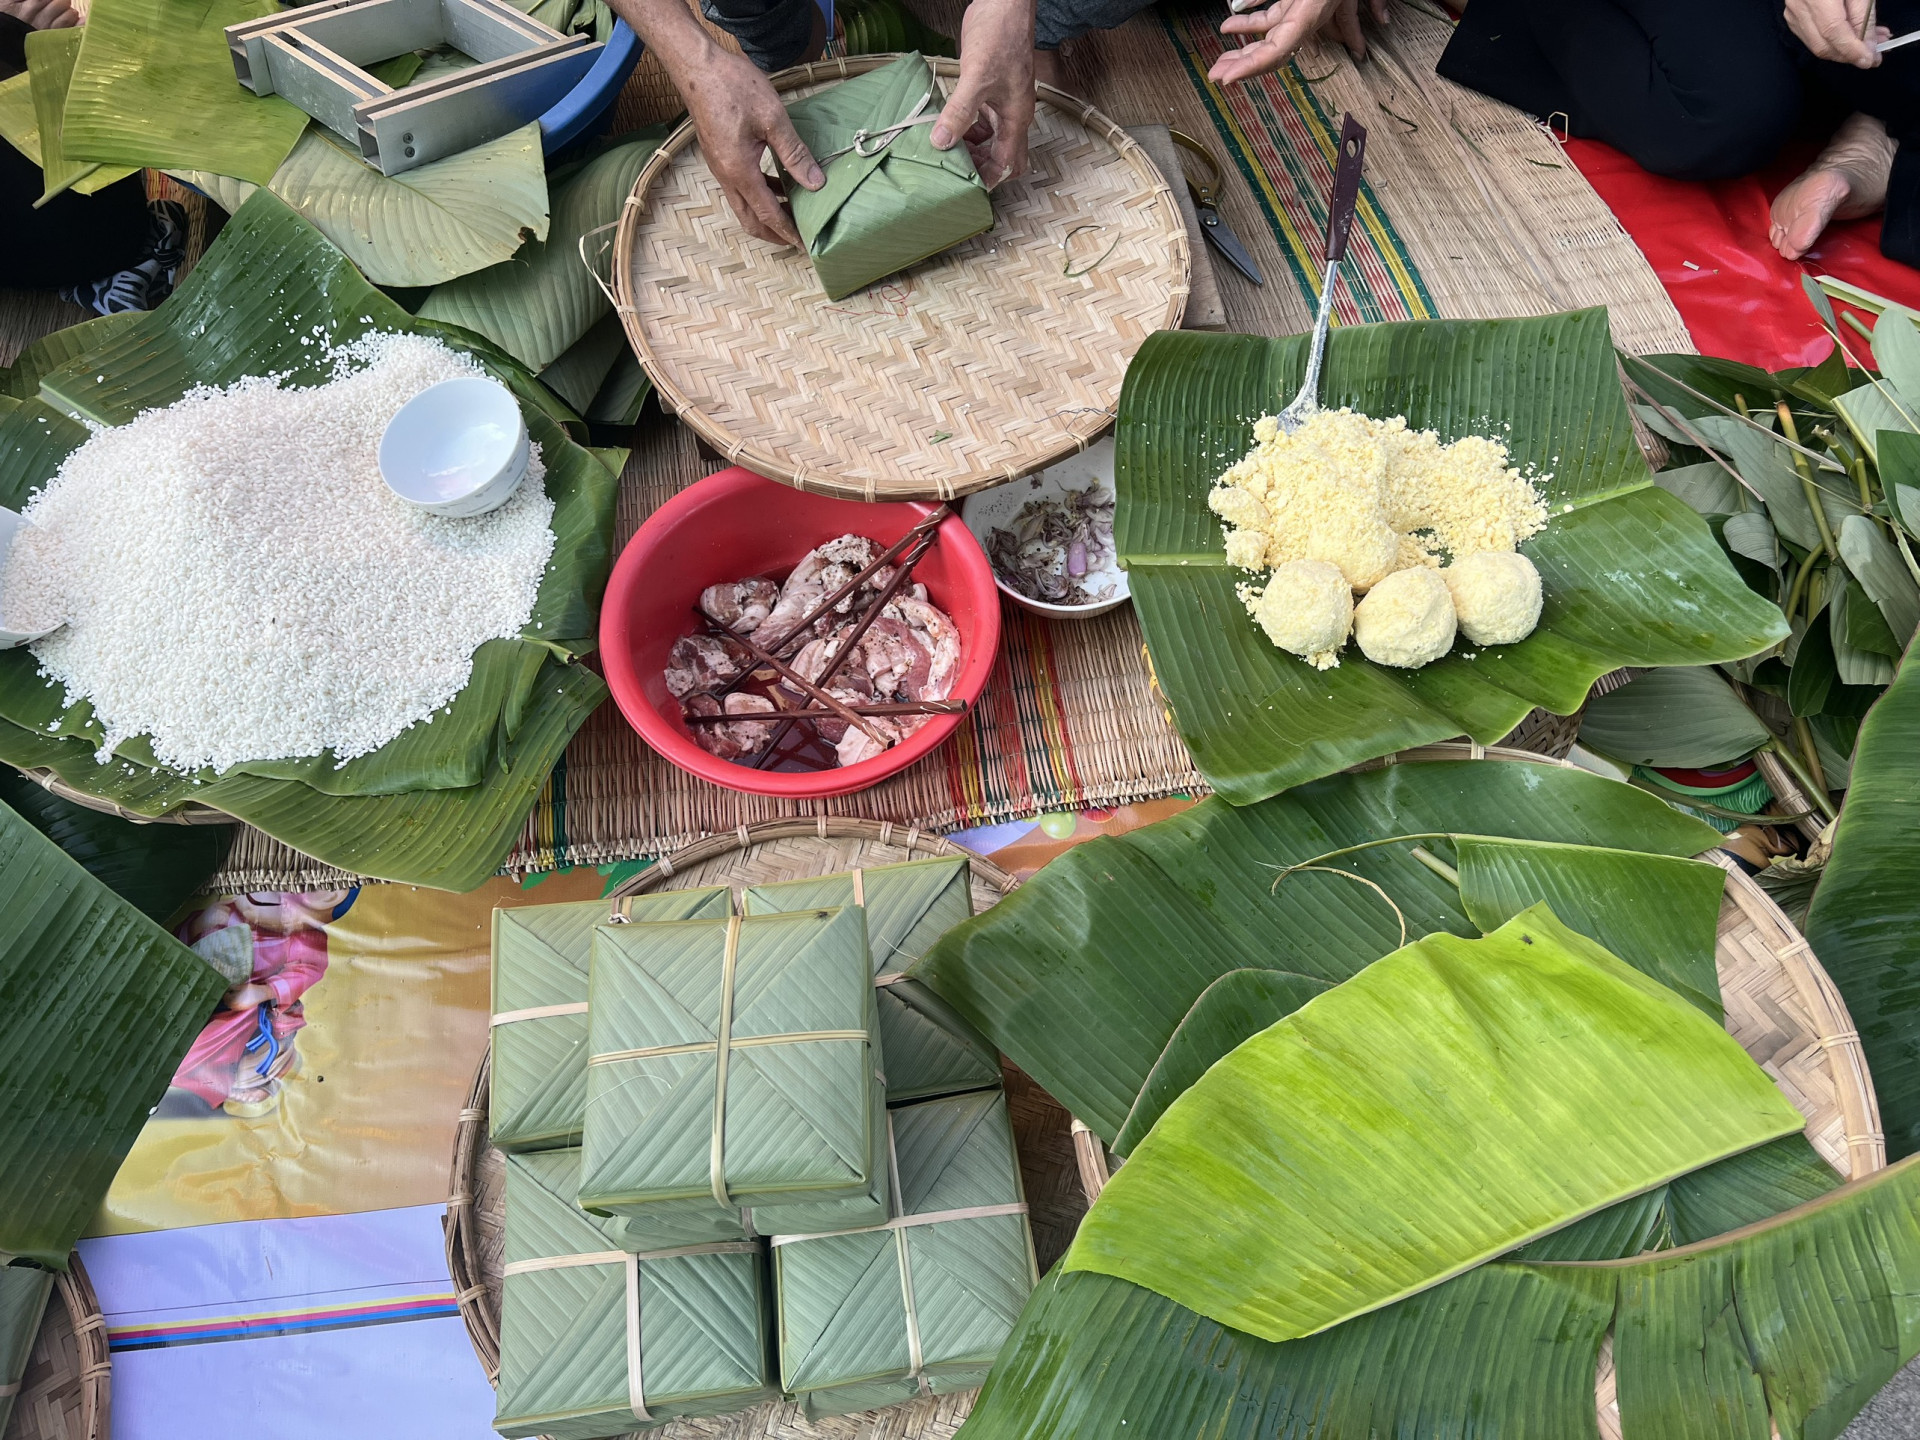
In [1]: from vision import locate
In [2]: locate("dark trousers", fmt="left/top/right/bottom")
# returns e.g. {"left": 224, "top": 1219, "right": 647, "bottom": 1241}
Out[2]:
{"left": 1438, "top": 0, "right": 1920, "bottom": 266}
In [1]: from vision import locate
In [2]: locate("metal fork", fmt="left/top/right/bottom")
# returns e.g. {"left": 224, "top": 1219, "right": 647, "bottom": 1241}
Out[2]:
{"left": 1275, "top": 115, "right": 1369, "bottom": 434}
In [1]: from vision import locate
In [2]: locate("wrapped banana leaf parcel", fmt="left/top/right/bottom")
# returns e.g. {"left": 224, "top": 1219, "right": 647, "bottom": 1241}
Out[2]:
{"left": 782, "top": 51, "right": 993, "bottom": 300}
{"left": 494, "top": 1147, "right": 774, "bottom": 1440}
{"left": 579, "top": 906, "right": 890, "bottom": 1243}
{"left": 744, "top": 858, "right": 1000, "bottom": 1102}
{"left": 773, "top": 1087, "right": 1037, "bottom": 1418}
{"left": 490, "top": 888, "right": 732, "bottom": 1153}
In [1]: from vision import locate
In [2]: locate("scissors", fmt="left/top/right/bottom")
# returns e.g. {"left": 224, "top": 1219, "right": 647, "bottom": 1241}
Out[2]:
{"left": 1170, "top": 130, "right": 1265, "bottom": 286}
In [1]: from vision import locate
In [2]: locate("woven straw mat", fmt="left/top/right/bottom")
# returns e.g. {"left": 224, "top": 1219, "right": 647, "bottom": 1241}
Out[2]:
{"left": 446, "top": 795, "right": 1881, "bottom": 1440}
{"left": 1, "top": 1256, "right": 109, "bottom": 1440}
{"left": 611, "top": 55, "right": 1189, "bottom": 501}
{"left": 448, "top": 819, "right": 1090, "bottom": 1440}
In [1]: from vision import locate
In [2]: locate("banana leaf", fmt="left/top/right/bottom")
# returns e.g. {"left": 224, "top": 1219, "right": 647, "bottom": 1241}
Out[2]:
{"left": 415, "top": 128, "right": 670, "bottom": 371}
{"left": 586, "top": 350, "right": 652, "bottom": 427}
{"left": 1578, "top": 666, "right": 1773, "bottom": 768}
{"left": 782, "top": 53, "right": 993, "bottom": 302}
{"left": 0, "top": 1263, "right": 54, "bottom": 1435}
{"left": 62, "top": 0, "right": 309, "bottom": 184}
{"left": 1116, "top": 314, "right": 1789, "bottom": 804}
{"left": 1509, "top": 1133, "right": 1840, "bottom": 1263}
{"left": 490, "top": 887, "right": 731, "bottom": 1152}
{"left": 1806, "top": 644, "right": 1920, "bottom": 1157}
{"left": 960, "top": 1153, "right": 1920, "bottom": 1440}
{"left": 1061, "top": 906, "right": 1801, "bottom": 1342}
{"left": 912, "top": 758, "right": 1724, "bottom": 1143}
{"left": 773, "top": 1089, "right": 1036, "bottom": 1419}
{"left": 1111, "top": 968, "right": 1330, "bottom": 1155}
{"left": 24, "top": 28, "right": 137, "bottom": 203}
{"left": 0, "top": 798, "right": 227, "bottom": 1267}
{"left": 579, "top": 907, "right": 886, "bottom": 1222}
{"left": 3, "top": 313, "right": 140, "bottom": 400}
{"left": 0, "top": 193, "right": 618, "bottom": 890}
{"left": 173, "top": 121, "right": 552, "bottom": 287}
{"left": 495, "top": 1148, "right": 773, "bottom": 1440}
{"left": 744, "top": 858, "right": 1001, "bottom": 1102}
{"left": 1452, "top": 837, "right": 1727, "bottom": 1018}
{"left": 537, "top": 312, "right": 629, "bottom": 414}
{"left": 0, "top": 768, "right": 231, "bottom": 924}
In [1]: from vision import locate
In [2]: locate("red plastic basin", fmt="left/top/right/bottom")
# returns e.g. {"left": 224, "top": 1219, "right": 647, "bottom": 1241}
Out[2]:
{"left": 600, "top": 467, "right": 1003, "bottom": 799}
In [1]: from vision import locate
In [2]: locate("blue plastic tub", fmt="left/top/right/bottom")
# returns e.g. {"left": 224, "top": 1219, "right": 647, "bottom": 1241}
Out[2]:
{"left": 538, "top": 18, "right": 644, "bottom": 155}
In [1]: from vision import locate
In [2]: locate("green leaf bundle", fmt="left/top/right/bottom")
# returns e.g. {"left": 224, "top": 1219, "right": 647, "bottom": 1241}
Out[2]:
{"left": 495, "top": 1147, "right": 773, "bottom": 1439}
{"left": 782, "top": 54, "right": 992, "bottom": 301}
{"left": 774, "top": 1089, "right": 1036, "bottom": 1418}
{"left": 490, "top": 887, "right": 731, "bottom": 1152}
{"left": 579, "top": 907, "right": 888, "bottom": 1237}
{"left": 743, "top": 857, "right": 1000, "bottom": 1101}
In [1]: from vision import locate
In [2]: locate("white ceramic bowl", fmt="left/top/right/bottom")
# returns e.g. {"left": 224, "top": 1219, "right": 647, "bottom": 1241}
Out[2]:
{"left": 0, "top": 507, "right": 60, "bottom": 648}
{"left": 961, "top": 438, "right": 1131, "bottom": 619}
{"left": 378, "top": 376, "right": 530, "bottom": 518}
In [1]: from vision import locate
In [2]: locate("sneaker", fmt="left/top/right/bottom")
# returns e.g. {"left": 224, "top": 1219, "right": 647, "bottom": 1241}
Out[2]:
{"left": 59, "top": 199, "right": 189, "bottom": 316}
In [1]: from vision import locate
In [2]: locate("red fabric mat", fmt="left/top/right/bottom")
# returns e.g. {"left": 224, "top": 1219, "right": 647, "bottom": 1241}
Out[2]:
{"left": 1568, "top": 136, "right": 1920, "bottom": 369}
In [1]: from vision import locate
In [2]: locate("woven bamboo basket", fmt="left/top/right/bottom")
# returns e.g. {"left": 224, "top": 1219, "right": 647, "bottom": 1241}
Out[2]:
{"left": 9, "top": 766, "right": 226, "bottom": 825}
{"left": 610, "top": 56, "right": 1190, "bottom": 502}
{"left": 448, "top": 779, "right": 1878, "bottom": 1439}
{"left": 1, "top": 1255, "right": 110, "bottom": 1440}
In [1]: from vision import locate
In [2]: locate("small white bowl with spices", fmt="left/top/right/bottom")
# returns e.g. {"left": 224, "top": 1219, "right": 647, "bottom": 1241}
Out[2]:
{"left": 962, "top": 439, "right": 1130, "bottom": 619}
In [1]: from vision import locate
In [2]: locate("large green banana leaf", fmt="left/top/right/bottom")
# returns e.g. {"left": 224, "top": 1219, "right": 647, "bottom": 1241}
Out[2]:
{"left": 1806, "top": 643, "right": 1920, "bottom": 1158}
{"left": 912, "top": 758, "right": 1724, "bottom": 1143}
{"left": 416, "top": 129, "right": 670, "bottom": 372}
{"left": 25, "top": 28, "right": 137, "bottom": 203}
{"left": 1, "top": 798, "right": 226, "bottom": 1268}
{"left": 1062, "top": 906, "right": 1801, "bottom": 1342}
{"left": 173, "top": 121, "right": 552, "bottom": 287}
{"left": 0, "top": 66, "right": 130, "bottom": 196}
{"left": 0, "top": 769, "right": 231, "bottom": 924}
{"left": 62, "top": 0, "right": 308, "bottom": 184}
{"left": 1117, "top": 313, "right": 1789, "bottom": 804}
{"left": 0, "top": 193, "right": 617, "bottom": 889}
{"left": 960, "top": 1153, "right": 1920, "bottom": 1440}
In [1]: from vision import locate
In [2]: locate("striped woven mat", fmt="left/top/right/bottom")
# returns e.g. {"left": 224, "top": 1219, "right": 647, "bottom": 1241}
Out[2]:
{"left": 0, "top": 3, "right": 1690, "bottom": 892}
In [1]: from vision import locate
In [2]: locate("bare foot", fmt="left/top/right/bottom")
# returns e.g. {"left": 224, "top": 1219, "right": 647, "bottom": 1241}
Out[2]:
{"left": 1033, "top": 47, "right": 1064, "bottom": 91}
{"left": 1771, "top": 112, "right": 1896, "bottom": 260}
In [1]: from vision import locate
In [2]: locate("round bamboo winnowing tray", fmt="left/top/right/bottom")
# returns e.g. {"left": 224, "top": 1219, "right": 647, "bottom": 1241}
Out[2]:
{"left": 612, "top": 57, "right": 1190, "bottom": 502}
{"left": 447, "top": 789, "right": 1881, "bottom": 1440}
{"left": 1, "top": 1254, "right": 110, "bottom": 1440}
{"left": 448, "top": 818, "right": 1095, "bottom": 1440}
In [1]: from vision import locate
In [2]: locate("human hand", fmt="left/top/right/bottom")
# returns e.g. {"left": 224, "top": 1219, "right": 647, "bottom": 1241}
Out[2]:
{"left": 1784, "top": 0, "right": 1888, "bottom": 67}
{"left": 931, "top": 0, "right": 1034, "bottom": 188}
{"left": 222, "top": 981, "right": 274, "bottom": 1011}
{"left": 1212, "top": 0, "right": 1389, "bottom": 84}
{"left": 0, "top": 0, "right": 81, "bottom": 28}
{"left": 679, "top": 44, "right": 824, "bottom": 246}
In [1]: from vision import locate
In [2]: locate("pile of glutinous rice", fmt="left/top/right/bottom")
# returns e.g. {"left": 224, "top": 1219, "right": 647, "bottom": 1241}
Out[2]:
{"left": 1210, "top": 409, "right": 1550, "bottom": 671}
{"left": 0, "top": 333, "right": 555, "bottom": 773}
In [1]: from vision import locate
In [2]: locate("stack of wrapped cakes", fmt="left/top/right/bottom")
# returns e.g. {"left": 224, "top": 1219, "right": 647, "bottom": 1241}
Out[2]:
{"left": 487, "top": 857, "right": 1039, "bottom": 1437}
